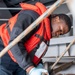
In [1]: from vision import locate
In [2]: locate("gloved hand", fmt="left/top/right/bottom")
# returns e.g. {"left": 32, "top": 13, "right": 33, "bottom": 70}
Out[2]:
{"left": 36, "top": 64, "right": 44, "bottom": 69}
{"left": 29, "top": 67, "right": 49, "bottom": 75}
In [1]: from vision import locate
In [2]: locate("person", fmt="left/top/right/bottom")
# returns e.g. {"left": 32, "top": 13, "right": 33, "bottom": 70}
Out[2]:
{"left": 0, "top": 2, "right": 72, "bottom": 75}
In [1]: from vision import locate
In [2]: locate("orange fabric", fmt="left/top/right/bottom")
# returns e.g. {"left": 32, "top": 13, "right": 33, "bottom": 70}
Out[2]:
{"left": 8, "top": 14, "right": 18, "bottom": 31}
{"left": 0, "top": 23, "right": 17, "bottom": 62}
{"left": 0, "top": 2, "right": 51, "bottom": 64}
{"left": 24, "top": 2, "right": 51, "bottom": 53}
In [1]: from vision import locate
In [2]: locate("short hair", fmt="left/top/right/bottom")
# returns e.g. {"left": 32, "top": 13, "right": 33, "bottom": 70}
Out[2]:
{"left": 51, "top": 14, "right": 72, "bottom": 32}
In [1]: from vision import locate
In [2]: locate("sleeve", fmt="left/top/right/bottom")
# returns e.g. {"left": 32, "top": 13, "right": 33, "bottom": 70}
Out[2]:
{"left": 9, "top": 11, "right": 38, "bottom": 70}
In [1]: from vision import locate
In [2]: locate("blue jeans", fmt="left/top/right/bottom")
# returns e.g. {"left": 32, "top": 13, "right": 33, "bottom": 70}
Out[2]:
{"left": 0, "top": 39, "right": 26, "bottom": 75}
{"left": 0, "top": 63, "right": 44, "bottom": 75}
{"left": 0, "top": 65, "right": 26, "bottom": 75}
{"left": 0, "top": 64, "right": 43, "bottom": 75}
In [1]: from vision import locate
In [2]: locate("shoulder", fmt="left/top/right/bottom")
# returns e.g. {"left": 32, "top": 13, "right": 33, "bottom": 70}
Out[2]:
{"left": 18, "top": 10, "right": 39, "bottom": 19}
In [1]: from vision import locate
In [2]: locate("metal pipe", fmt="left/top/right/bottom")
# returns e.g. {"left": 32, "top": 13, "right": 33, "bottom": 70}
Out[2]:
{"left": 0, "top": 8, "right": 22, "bottom": 10}
{"left": 0, "top": 19, "right": 9, "bottom": 21}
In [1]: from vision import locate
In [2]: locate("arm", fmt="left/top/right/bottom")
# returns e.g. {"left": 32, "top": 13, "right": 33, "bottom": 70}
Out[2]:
{"left": 9, "top": 10, "right": 38, "bottom": 71}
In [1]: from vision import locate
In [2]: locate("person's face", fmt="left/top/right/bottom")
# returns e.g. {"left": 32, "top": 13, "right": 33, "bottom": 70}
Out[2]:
{"left": 51, "top": 16, "right": 69, "bottom": 37}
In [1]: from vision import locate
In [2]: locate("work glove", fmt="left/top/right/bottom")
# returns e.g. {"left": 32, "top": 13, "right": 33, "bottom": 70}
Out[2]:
{"left": 29, "top": 67, "right": 49, "bottom": 75}
{"left": 36, "top": 63, "right": 44, "bottom": 69}
{"left": 36, "top": 64, "right": 54, "bottom": 75}
{"left": 36, "top": 64, "right": 53, "bottom": 75}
